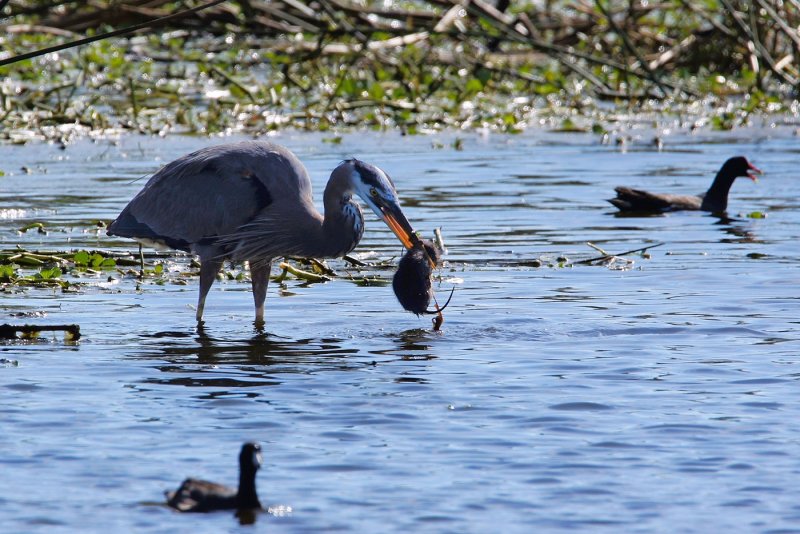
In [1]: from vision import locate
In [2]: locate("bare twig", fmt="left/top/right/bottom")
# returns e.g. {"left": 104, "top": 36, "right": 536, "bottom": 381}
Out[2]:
{"left": 0, "top": 0, "right": 228, "bottom": 68}
{"left": 595, "top": 0, "right": 670, "bottom": 96}
{"left": 574, "top": 242, "right": 664, "bottom": 265}
{"left": 718, "top": 0, "right": 798, "bottom": 85}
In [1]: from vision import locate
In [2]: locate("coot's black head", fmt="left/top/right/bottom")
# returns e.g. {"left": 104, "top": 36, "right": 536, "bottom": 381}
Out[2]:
{"left": 721, "top": 156, "right": 762, "bottom": 181}
{"left": 240, "top": 442, "right": 263, "bottom": 472}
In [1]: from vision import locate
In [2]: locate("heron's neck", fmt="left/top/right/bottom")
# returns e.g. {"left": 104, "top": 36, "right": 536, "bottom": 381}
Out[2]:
{"left": 701, "top": 168, "right": 736, "bottom": 212}
{"left": 319, "top": 174, "right": 364, "bottom": 258}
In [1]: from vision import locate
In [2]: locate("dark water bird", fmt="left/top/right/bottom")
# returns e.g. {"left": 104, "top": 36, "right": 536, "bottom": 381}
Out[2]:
{"left": 165, "top": 442, "right": 262, "bottom": 513}
{"left": 392, "top": 239, "right": 452, "bottom": 316}
{"left": 608, "top": 156, "right": 762, "bottom": 213}
{"left": 108, "top": 141, "right": 419, "bottom": 323}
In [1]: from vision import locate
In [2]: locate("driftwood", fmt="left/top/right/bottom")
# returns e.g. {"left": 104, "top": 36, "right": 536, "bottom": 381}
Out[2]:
{"left": 0, "top": 323, "right": 81, "bottom": 340}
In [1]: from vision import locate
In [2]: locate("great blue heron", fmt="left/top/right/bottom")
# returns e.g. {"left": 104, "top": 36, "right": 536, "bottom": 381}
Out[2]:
{"left": 608, "top": 156, "right": 762, "bottom": 213}
{"left": 108, "top": 141, "right": 420, "bottom": 323}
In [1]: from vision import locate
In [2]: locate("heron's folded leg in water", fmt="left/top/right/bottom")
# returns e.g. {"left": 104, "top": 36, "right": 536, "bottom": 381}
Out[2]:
{"left": 249, "top": 260, "right": 272, "bottom": 324}
{"left": 197, "top": 257, "right": 224, "bottom": 321}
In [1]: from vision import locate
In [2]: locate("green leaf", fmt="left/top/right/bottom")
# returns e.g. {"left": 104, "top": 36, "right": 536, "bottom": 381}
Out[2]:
{"left": 0, "top": 264, "right": 17, "bottom": 281}
{"left": 338, "top": 77, "right": 358, "bottom": 97}
{"left": 711, "top": 112, "right": 735, "bottom": 131}
{"left": 475, "top": 67, "right": 491, "bottom": 86}
{"left": 38, "top": 267, "right": 62, "bottom": 280}
{"left": 465, "top": 78, "right": 483, "bottom": 94}
{"left": 73, "top": 250, "right": 90, "bottom": 266}
{"left": 368, "top": 82, "right": 385, "bottom": 100}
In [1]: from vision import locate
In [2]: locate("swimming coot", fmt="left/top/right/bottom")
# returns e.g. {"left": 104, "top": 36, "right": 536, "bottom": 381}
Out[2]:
{"left": 608, "top": 156, "right": 762, "bottom": 213}
{"left": 165, "top": 442, "right": 262, "bottom": 513}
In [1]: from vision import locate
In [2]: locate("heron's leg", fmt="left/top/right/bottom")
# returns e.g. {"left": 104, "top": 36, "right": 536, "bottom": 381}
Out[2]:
{"left": 249, "top": 260, "right": 272, "bottom": 324}
{"left": 138, "top": 244, "right": 145, "bottom": 280}
{"left": 197, "top": 257, "right": 224, "bottom": 322}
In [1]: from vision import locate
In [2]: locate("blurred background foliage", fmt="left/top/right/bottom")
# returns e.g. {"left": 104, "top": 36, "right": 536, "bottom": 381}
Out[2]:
{"left": 0, "top": 0, "right": 797, "bottom": 141}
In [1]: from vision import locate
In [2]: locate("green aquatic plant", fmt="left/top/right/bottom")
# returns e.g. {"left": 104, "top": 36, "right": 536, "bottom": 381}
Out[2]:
{"left": 745, "top": 211, "right": 767, "bottom": 219}
{"left": 0, "top": 264, "right": 18, "bottom": 282}
{"left": 36, "top": 266, "right": 62, "bottom": 280}
{"left": 72, "top": 250, "right": 116, "bottom": 269}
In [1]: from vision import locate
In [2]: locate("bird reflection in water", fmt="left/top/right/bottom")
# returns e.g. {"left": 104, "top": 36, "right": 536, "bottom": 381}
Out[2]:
{"left": 133, "top": 327, "right": 364, "bottom": 390}
{"left": 713, "top": 215, "right": 760, "bottom": 244}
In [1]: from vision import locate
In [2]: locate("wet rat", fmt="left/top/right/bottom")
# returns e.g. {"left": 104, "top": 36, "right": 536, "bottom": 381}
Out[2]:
{"left": 392, "top": 239, "right": 453, "bottom": 316}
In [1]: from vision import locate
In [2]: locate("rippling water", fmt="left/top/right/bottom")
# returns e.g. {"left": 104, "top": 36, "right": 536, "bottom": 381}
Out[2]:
{"left": 1, "top": 126, "right": 799, "bottom": 532}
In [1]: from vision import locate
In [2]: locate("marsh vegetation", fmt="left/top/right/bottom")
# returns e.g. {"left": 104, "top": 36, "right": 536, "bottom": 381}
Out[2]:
{"left": 1, "top": 1, "right": 798, "bottom": 143}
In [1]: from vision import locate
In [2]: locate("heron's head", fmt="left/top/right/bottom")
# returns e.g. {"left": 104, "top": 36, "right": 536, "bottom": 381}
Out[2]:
{"left": 343, "top": 159, "right": 419, "bottom": 249}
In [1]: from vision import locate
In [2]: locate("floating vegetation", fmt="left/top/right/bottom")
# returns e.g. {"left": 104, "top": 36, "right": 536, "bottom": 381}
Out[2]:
{"left": 0, "top": 245, "right": 399, "bottom": 294}
{"left": 72, "top": 250, "right": 117, "bottom": 269}
{"left": 0, "top": 1, "right": 798, "bottom": 143}
{"left": 1, "top": 247, "right": 128, "bottom": 290}
{"left": 744, "top": 211, "right": 767, "bottom": 219}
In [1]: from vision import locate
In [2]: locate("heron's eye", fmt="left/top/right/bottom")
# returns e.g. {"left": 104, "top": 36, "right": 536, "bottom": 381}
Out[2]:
{"left": 370, "top": 187, "right": 379, "bottom": 197}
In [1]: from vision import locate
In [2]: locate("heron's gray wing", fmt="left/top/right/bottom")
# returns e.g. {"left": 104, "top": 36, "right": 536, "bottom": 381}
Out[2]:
{"left": 109, "top": 141, "right": 313, "bottom": 249}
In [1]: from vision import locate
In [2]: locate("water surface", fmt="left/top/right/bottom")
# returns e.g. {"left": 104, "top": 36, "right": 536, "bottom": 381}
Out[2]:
{"left": 1, "top": 126, "right": 799, "bottom": 532}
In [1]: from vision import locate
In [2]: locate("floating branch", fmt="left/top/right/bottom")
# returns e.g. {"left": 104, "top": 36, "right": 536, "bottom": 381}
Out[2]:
{"left": 277, "top": 261, "right": 332, "bottom": 283}
{"left": 0, "top": 323, "right": 81, "bottom": 340}
{"left": 575, "top": 242, "right": 665, "bottom": 265}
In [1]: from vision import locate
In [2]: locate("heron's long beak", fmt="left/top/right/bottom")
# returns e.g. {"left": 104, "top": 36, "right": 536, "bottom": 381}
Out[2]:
{"left": 747, "top": 162, "right": 763, "bottom": 182}
{"left": 380, "top": 202, "right": 420, "bottom": 250}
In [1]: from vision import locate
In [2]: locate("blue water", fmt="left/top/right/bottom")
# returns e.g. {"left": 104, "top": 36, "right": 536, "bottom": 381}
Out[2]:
{"left": 1, "top": 126, "right": 799, "bottom": 532}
